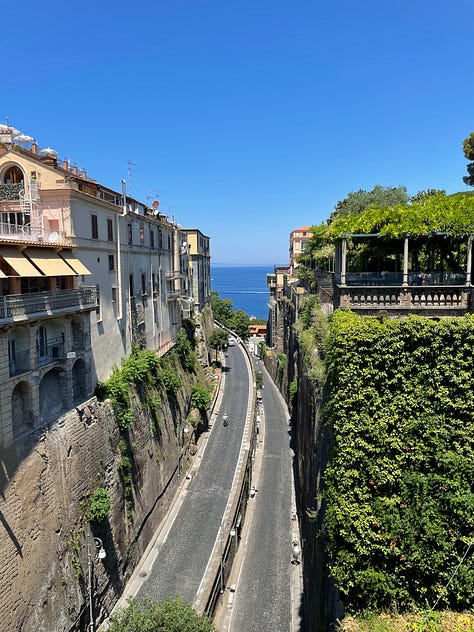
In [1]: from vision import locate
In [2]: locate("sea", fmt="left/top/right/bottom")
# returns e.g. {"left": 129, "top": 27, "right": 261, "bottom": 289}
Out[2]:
{"left": 211, "top": 265, "right": 273, "bottom": 320}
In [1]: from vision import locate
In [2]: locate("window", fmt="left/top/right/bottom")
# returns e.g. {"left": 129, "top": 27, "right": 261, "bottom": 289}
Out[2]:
{"left": 111, "top": 286, "right": 117, "bottom": 303}
{"left": 141, "top": 273, "right": 146, "bottom": 295}
{"left": 107, "top": 218, "right": 113, "bottom": 241}
{"left": 139, "top": 225, "right": 145, "bottom": 245}
{"left": 3, "top": 165, "right": 23, "bottom": 185}
{"left": 91, "top": 214, "right": 98, "bottom": 239}
{"left": 108, "top": 254, "right": 115, "bottom": 271}
{"left": 152, "top": 273, "right": 158, "bottom": 296}
{"left": 150, "top": 229, "right": 155, "bottom": 248}
{"left": 129, "top": 274, "right": 134, "bottom": 296}
{"left": 96, "top": 284, "right": 101, "bottom": 319}
{"left": 127, "top": 223, "right": 133, "bottom": 245}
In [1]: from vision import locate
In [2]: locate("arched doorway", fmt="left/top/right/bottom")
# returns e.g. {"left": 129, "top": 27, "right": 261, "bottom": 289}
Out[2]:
{"left": 72, "top": 359, "right": 87, "bottom": 405}
{"left": 11, "top": 381, "right": 34, "bottom": 438}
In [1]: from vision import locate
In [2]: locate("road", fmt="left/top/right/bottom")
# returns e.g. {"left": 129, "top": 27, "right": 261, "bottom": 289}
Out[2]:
{"left": 135, "top": 342, "right": 251, "bottom": 603}
{"left": 227, "top": 360, "right": 298, "bottom": 632}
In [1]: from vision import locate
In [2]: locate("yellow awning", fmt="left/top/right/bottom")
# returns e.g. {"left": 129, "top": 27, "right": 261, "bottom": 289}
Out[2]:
{"left": 23, "top": 248, "right": 78, "bottom": 276}
{"left": 0, "top": 268, "right": 6, "bottom": 278}
{"left": 0, "top": 247, "right": 43, "bottom": 277}
{"left": 58, "top": 250, "right": 92, "bottom": 275}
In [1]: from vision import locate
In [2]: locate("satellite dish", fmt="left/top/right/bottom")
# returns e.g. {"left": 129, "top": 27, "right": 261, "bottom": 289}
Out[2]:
{"left": 152, "top": 200, "right": 160, "bottom": 209}
{"left": 48, "top": 232, "right": 59, "bottom": 243}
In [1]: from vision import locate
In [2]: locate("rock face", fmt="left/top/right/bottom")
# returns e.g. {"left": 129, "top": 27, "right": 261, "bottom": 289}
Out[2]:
{"left": 0, "top": 313, "right": 214, "bottom": 632}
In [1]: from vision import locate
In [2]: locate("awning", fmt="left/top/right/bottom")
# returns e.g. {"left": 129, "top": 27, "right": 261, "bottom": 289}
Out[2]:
{"left": 0, "top": 268, "right": 6, "bottom": 278}
{"left": 58, "top": 250, "right": 91, "bottom": 275}
{"left": 0, "top": 247, "right": 43, "bottom": 277}
{"left": 23, "top": 248, "right": 78, "bottom": 276}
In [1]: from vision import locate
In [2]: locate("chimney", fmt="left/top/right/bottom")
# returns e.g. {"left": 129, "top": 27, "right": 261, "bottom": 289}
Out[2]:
{"left": 81, "top": 170, "right": 87, "bottom": 180}
{"left": 72, "top": 165, "right": 78, "bottom": 176}
{"left": 31, "top": 143, "right": 38, "bottom": 155}
{"left": 63, "top": 159, "right": 68, "bottom": 169}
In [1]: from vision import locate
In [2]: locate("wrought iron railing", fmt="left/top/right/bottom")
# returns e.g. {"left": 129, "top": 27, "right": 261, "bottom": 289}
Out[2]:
{"left": 0, "top": 183, "right": 22, "bottom": 200}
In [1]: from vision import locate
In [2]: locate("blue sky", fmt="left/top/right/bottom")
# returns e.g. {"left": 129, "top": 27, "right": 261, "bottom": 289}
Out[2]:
{"left": 3, "top": 0, "right": 473, "bottom": 264}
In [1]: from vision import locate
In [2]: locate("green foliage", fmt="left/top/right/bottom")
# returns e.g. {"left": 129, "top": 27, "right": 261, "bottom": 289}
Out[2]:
{"left": 327, "top": 192, "right": 474, "bottom": 239}
{"left": 255, "top": 371, "right": 263, "bottom": 389}
{"left": 295, "top": 295, "right": 329, "bottom": 385}
{"left": 87, "top": 487, "right": 111, "bottom": 524}
{"left": 147, "top": 393, "right": 162, "bottom": 436}
{"left": 160, "top": 368, "right": 182, "bottom": 393}
{"left": 462, "top": 132, "right": 474, "bottom": 187}
{"left": 210, "top": 290, "right": 234, "bottom": 326}
{"left": 209, "top": 328, "right": 229, "bottom": 351}
{"left": 323, "top": 311, "right": 474, "bottom": 614}
{"left": 277, "top": 352, "right": 287, "bottom": 371}
{"left": 229, "top": 309, "right": 251, "bottom": 340}
{"left": 191, "top": 383, "right": 211, "bottom": 411}
{"left": 289, "top": 379, "right": 298, "bottom": 399}
{"left": 118, "top": 439, "right": 133, "bottom": 514}
{"left": 330, "top": 185, "right": 409, "bottom": 222}
{"left": 108, "top": 596, "right": 215, "bottom": 632}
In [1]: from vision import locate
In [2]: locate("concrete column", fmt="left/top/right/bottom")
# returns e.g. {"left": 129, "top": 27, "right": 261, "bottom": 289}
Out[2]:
{"left": 403, "top": 237, "right": 409, "bottom": 286}
{"left": 340, "top": 238, "right": 347, "bottom": 286}
{"left": 466, "top": 235, "right": 473, "bottom": 286}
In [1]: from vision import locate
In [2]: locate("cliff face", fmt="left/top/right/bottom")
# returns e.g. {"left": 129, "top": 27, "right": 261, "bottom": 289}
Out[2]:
{"left": 264, "top": 297, "right": 342, "bottom": 631}
{"left": 0, "top": 310, "right": 214, "bottom": 632}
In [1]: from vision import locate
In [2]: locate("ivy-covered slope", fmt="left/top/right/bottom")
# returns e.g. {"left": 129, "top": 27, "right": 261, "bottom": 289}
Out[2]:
{"left": 324, "top": 311, "right": 474, "bottom": 614}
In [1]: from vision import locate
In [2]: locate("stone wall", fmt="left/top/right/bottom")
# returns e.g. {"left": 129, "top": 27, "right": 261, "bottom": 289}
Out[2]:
{"left": 0, "top": 312, "right": 214, "bottom": 632}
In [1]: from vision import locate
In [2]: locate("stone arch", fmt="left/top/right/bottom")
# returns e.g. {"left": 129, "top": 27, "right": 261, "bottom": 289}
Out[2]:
{"left": 72, "top": 359, "right": 87, "bottom": 405}
{"left": 39, "top": 369, "right": 68, "bottom": 424}
{"left": 11, "top": 381, "right": 34, "bottom": 437}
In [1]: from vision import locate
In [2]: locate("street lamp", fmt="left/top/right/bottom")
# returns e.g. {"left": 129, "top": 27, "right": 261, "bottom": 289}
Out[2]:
{"left": 178, "top": 426, "right": 189, "bottom": 478}
{"left": 87, "top": 536, "right": 106, "bottom": 632}
{"left": 219, "top": 522, "right": 236, "bottom": 594}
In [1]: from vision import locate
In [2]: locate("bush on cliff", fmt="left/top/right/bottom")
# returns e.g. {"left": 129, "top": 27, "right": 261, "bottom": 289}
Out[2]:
{"left": 323, "top": 311, "right": 474, "bottom": 614}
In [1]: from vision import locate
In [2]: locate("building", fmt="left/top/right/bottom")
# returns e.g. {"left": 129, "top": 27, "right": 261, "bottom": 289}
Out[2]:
{"left": 182, "top": 228, "right": 211, "bottom": 312}
{"left": 289, "top": 226, "right": 310, "bottom": 275}
{"left": 0, "top": 124, "right": 204, "bottom": 448}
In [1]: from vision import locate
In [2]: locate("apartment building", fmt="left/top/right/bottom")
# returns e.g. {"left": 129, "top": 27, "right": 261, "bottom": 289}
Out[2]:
{"left": 182, "top": 228, "right": 211, "bottom": 311}
{"left": 0, "top": 125, "right": 199, "bottom": 448}
{"left": 289, "top": 225, "right": 310, "bottom": 275}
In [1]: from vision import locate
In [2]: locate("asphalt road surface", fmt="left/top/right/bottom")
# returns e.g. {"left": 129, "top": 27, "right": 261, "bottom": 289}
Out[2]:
{"left": 136, "top": 343, "right": 250, "bottom": 603}
{"left": 229, "top": 361, "right": 293, "bottom": 632}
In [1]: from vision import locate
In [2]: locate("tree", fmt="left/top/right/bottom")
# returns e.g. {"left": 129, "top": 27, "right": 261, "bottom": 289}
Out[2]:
{"left": 229, "top": 309, "right": 250, "bottom": 341}
{"left": 208, "top": 328, "right": 228, "bottom": 362}
{"left": 462, "top": 132, "right": 474, "bottom": 187}
{"left": 108, "top": 596, "right": 215, "bottom": 632}
{"left": 210, "top": 291, "right": 234, "bottom": 326}
{"left": 330, "top": 185, "right": 409, "bottom": 222}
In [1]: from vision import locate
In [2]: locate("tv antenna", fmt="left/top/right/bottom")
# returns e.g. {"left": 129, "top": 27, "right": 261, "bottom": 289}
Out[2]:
{"left": 127, "top": 161, "right": 136, "bottom": 191}
{"left": 146, "top": 188, "right": 160, "bottom": 203}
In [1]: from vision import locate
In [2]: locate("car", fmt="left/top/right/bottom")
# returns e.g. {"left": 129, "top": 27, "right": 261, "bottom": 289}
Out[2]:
{"left": 228, "top": 337, "right": 236, "bottom": 346}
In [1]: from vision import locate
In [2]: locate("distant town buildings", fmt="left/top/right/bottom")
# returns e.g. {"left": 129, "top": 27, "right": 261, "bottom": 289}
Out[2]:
{"left": 0, "top": 124, "right": 210, "bottom": 448}
{"left": 289, "top": 226, "right": 310, "bottom": 275}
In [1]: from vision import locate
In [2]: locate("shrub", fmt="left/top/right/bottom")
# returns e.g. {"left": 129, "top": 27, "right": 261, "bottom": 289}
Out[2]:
{"left": 87, "top": 487, "right": 111, "bottom": 524}
{"left": 191, "top": 383, "right": 211, "bottom": 411}
{"left": 160, "top": 368, "right": 182, "bottom": 393}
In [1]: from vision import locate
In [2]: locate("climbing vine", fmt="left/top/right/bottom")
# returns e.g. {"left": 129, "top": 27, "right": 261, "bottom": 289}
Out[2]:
{"left": 323, "top": 311, "right": 474, "bottom": 613}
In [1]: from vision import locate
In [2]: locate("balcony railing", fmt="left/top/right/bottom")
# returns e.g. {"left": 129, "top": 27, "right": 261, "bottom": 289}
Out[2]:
{"left": 37, "top": 336, "right": 65, "bottom": 366}
{"left": 340, "top": 271, "right": 467, "bottom": 286}
{"left": 0, "top": 287, "right": 97, "bottom": 322}
{"left": 337, "top": 285, "right": 472, "bottom": 312}
{"left": 0, "top": 183, "right": 22, "bottom": 201}
{"left": 9, "top": 349, "right": 31, "bottom": 376}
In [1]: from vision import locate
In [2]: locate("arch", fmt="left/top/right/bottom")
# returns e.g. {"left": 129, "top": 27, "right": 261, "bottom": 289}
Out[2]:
{"left": 36, "top": 321, "right": 64, "bottom": 364}
{"left": 11, "top": 381, "right": 34, "bottom": 438}
{"left": 39, "top": 369, "right": 68, "bottom": 424}
{"left": 8, "top": 326, "right": 30, "bottom": 376}
{"left": 1, "top": 163, "right": 24, "bottom": 185}
{"left": 72, "top": 359, "right": 87, "bottom": 405}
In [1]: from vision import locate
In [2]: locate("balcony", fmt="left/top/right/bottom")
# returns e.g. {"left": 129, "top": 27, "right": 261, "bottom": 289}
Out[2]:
{"left": 9, "top": 349, "right": 31, "bottom": 376}
{"left": 0, "top": 287, "right": 97, "bottom": 324}
{"left": 37, "top": 336, "right": 65, "bottom": 366}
